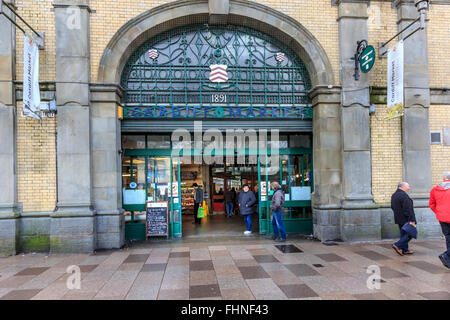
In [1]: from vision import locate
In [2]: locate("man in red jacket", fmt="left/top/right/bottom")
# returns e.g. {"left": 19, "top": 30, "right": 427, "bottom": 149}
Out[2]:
{"left": 429, "top": 172, "right": 450, "bottom": 269}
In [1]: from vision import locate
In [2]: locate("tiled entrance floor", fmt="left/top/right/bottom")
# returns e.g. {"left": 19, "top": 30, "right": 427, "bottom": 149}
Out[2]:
{"left": 0, "top": 238, "right": 449, "bottom": 300}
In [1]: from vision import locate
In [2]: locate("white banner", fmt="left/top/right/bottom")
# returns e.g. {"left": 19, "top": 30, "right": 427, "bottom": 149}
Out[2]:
{"left": 387, "top": 40, "right": 404, "bottom": 119}
{"left": 23, "top": 35, "right": 41, "bottom": 120}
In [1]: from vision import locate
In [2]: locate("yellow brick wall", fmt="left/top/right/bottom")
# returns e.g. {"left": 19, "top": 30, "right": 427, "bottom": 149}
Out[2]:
{"left": 16, "top": 103, "right": 57, "bottom": 212}
{"left": 429, "top": 105, "right": 450, "bottom": 187}
{"left": 89, "top": 0, "right": 171, "bottom": 82}
{"left": 367, "top": 2, "right": 397, "bottom": 87}
{"left": 252, "top": 0, "right": 339, "bottom": 85}
{"left": 428, "top": 4, "right": 450, "bottom": 88}
{"left": 14, "top": 0, "right": 56, "bottom": 82}
{"left": 370, "top": 105, "right": 403, "bottom": 204}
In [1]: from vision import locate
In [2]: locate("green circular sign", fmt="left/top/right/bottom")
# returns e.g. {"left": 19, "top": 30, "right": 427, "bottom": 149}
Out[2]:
{"left": 360, "top": 45, "right": 375, "bottom": 73}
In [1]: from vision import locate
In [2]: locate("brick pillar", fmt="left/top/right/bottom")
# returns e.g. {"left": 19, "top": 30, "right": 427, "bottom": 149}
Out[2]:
{"left": 0, "top": 0, "right": 20, "bottom": 256}
{"left": 337, "top": 0, "right": 381, "bottom": 241}
{"left": 51, "top": 1, "right": 95, "bottom": 253}
{"left": 395, "top": 0, "right": 440, "bottom": 237}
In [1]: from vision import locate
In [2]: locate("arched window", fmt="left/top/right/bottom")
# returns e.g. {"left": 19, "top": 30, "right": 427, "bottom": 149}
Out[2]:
{"left": 121, "top": 24, "right": 312, "bottom": 119}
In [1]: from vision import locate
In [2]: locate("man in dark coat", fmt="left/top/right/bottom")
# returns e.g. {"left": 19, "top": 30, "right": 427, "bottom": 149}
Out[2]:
{"left": 238, "top": 184, "right": 256, "bottom": 235}
{"left": 193, "top": 183, "right": 203, "bottom": 225}
{"left": 391, "top": 182, "right": 416, "bottom": 256}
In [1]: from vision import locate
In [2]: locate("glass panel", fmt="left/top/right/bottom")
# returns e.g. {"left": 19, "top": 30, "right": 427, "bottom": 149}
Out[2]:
{"left": 289, "top": 134, "right": 312, "bottom": 148}
{"left": 122, "top": 135, "right": 145, "bottom": 149}
{"left": 147, "top": 135, "right": 171, "bottom": 149}
{"left": 147, "top": 157, "right": 171, "bottom": 201}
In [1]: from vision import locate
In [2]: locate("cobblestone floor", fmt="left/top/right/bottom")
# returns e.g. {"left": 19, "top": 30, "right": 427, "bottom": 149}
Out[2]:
{"left": 0, "top": 237, "right": 449, "bottom": 300}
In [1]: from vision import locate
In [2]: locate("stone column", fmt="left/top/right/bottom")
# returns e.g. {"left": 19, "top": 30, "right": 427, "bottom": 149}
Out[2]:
{"left": 337, "top": 0, "right": 380, "bottom": 241}
{"left": 51, "top": 1, "right": 95, "bottom": 253}
{"left": 395, "top": 0, "right": 440, "bottom": 237}
{"left": 0, "top": 0, "right": 19, "bottom": 256}
{"left": 310, "top": 87, "right": 343, "bottom": 241}
{"left": 90, "top": 83, "right": 124, "bottom": 249}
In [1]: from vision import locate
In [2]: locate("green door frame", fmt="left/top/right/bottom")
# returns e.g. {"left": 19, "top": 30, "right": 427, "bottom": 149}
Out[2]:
{"left": 123, "top": 147, "right": 313, "bottom": 238}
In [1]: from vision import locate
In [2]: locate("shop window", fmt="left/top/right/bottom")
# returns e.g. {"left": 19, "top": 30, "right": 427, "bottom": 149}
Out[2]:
{"left": 289, "top": 134, "right": 311, "bottom": 148}
{"left": 147, "top": 135, "right": 171, "bottom": 149}
{"left": 122, "top": 135, "right": 145, "bottom": 149}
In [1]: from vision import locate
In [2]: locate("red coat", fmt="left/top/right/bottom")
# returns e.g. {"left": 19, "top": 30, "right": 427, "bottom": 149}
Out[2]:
{"left": 429, "top": 180, "right": 450, "bottom": 223}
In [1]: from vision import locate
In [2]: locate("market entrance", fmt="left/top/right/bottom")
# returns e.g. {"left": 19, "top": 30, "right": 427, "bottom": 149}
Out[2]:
{"left": 121, "top": 133, "right": 313, "bottom": 240}
{"left": 119, "top": 23, "right": 314, "bottom": 240}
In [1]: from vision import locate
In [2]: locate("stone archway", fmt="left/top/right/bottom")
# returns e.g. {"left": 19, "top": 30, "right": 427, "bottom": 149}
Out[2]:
{"left": 97, "top": 0, "right": 335, "bottom": 87}
{"left": 91, "top": 0, "right": 341, "bottom": 249}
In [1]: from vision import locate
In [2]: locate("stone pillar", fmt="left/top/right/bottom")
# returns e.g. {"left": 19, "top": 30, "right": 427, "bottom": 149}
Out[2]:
{"left": 51, "top": 1, "right": 95, "bottom": 253}
{"left": 310, "top": 87, "right": 343, "bottom": 241}
{"left": 395, "top": 0, "right": 440, "bottom": 237}
{"left": 337, "top": 0, "right": 380, "bottom": 241}
{"left": 90, "top": 83, "right": 124, "bottom": 249}
{"left": 0, "top": 0, "right": 20, "bottom": 256}
{"left": 209, "top": 0, "right": 229, "bottom": 24}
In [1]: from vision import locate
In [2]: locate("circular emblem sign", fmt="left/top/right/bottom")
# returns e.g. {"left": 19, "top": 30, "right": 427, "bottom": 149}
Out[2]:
{"left": 130, "top": 182, "right": 137, "bottom": 189}
{"left": 360, "top": 45, "right": 375, "bottom": 73}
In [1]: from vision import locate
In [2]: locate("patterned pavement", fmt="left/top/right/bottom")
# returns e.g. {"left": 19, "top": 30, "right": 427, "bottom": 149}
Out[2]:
{"left": 0, "top": 237, "right": 449, "bottom": 300}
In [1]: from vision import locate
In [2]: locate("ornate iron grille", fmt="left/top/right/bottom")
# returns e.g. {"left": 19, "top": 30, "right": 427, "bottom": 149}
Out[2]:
{"left": 121, "top": 24, "right": 312, "bottom": 119}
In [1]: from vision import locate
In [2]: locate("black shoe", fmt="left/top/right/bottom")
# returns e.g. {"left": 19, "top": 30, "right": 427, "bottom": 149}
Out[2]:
{"left": 276, "top": 238, "right": 286, "bottom": 242}
{"left": 271, "top": 235, "right": 278, "bottom": 241}
{"left": 438, "top": 254, "right": 450, "bottom": 269}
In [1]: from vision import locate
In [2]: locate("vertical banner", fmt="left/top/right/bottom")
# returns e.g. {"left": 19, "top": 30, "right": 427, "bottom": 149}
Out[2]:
{"left": 23, "top": 35, "right": 41, "bottom": 120}
{"left": 387, "top": 40, "right": 404, "bottom": 119}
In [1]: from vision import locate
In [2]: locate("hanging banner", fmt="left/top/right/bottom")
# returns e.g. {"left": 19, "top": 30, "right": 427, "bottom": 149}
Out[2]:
{"left": 386, "top": 40, "right": 404, "bottom": 119}
{"left": 23, "top": 35, "right": 41, "bottom": 120}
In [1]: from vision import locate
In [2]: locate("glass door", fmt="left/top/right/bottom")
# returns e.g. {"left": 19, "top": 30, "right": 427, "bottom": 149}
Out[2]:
{"left": 258, "top": 150, "right": 313, "bottom": 235}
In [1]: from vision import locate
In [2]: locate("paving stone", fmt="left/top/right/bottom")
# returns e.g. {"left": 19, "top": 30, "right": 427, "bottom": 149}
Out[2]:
{"left": 274, "top": 244, "right": 303, "bottom": 253}
{"left": 169, "top": 252, "right": 190, "bottom": 258}
{"left": 14, "top": 267, "right": 49, "bottom": 276}
{"left": 353, "top": 293, "right": 391, "bottom": 300}
{"left": 123, "top": 254, "right": 150, "bottom": 263}
{"left": 190, "top": 284, "right": 221, "bottom": 299}
{"left": 278, "top": 284, "right": 319, "bottom": 298}
{"left": 0, "top": 289, "right": 41, "bottom": 300}
{"left": 284, "top": 264, "right": 320, "bottom": 277}
{"left": 220, "top": 288, "right": 255, "bottom": 300}
{"left": 253, "top": 255, "right": 279, "bottom": 263}
{"left": 405, "top": 261, "right": 449, "bottom": 274}
{"left": 315, "top": 253, "right": 347, "bottom": 262}
{"left": 190, "top": 260, "right": 214, "bottom": 271}
{"left": 238, "top": 266, "right": 270, "bottom": 280}
{"left": 141, "top": 263, "right": 166, "bottom": 272}
{"left": 190, "top": 270, "right": 217, "bottom": 286}
{"left": 418, "top": 291, "right": 450, "bottom": 300}
{"left": 354, "top": 251, "right": 391, "bottom": 261}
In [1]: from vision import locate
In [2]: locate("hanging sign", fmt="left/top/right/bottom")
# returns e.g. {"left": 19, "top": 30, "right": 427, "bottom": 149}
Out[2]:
{"left": 359, "top": 45, "right": 375, "bottom": 73}
{"left": 387, "top": 40, "right": 404, "bottom": 119}
{"left": 23, "top": 35, "right": 41, "bottom": 120}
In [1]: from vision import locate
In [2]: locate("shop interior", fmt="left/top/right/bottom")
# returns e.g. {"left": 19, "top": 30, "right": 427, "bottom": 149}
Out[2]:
{"left": 121, "top": 133, "right": 313, "bottom": 239}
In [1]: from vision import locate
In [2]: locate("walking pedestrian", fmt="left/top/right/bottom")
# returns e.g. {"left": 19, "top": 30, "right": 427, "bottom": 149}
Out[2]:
{"left": 224, "top": 187, "right": 235, "bottom": 218}
{"left": 429, "top": 172, "right": 450, "bottom": 269}
{"left": 238, "top": 184, "right": 256, "bottom": 235}
{"left": 391, "top": 182, "right": 416, "bottom": 256}
{"left": 193, "top": 183, "right": 203, "bottom": 225}
{"left": 270, "top": 181, "right": 286, "bottom": 242}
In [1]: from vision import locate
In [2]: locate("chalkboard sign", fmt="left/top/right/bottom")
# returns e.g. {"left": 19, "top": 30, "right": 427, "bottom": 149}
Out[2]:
{"left": 146, "top": 201, "right": 169, "bottom": 239}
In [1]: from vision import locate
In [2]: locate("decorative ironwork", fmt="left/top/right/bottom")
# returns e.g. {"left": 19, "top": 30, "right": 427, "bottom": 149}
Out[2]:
{"left": 121, "top": 24, "right": 312, "bottom": 119}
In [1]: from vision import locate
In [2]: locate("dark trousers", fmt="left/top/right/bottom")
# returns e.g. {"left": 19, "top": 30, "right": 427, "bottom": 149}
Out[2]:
{"left": 440, "top": 222, "right": 450, "bottom": 257}
{"left": 194, "top": 202, "right": 201, "bottom": 224}
{"left": 394, "top": 224, "right": 412, "bottom": 253}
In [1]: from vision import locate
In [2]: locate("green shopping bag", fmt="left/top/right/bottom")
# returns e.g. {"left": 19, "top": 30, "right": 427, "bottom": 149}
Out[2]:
{"left": 197, "top": 206, "right": 205, "bottom": 218}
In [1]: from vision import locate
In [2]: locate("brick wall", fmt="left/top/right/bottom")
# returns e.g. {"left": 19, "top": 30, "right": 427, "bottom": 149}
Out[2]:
{"left": 429, "top": 105, "right": 450, "bottom": 187}
{"left": 428, "top": 4, "right": 450, "bottom": 88}
{"left": 370, "top": 104, "right": 403, "bottom": 204}
{"left": 16, "top": 102, "right": 57, "bottom": 212}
